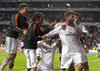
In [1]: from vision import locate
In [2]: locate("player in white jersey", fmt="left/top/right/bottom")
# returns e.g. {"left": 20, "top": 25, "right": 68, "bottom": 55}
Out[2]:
{"left": 54, "top": 23, "right": 75, "bottom": 71}
{"left": 71, "top": 12, "right": 90, "bottom": 71}
{"left": 44, "top": 11, "right": 86, "bottom": 71}
{"left": 37, "top": 37, "right": 57, "bottom": 71}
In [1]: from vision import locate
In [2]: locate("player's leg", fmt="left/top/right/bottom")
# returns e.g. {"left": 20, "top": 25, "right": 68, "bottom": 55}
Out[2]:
{"left": 8, "top": 37, "right": 18, "bottom": 71}
{"left": 0, "top": 58, "right": 9, "bottom": 71}
{"left": 30, "top": 49, "right": 37, "bottom": 71}
{"left": 83, "top": 62, "right": 89, "bottom": 71}
{"left": 8, "top": 53, "right": 16, "bottom": 71}
{"left": 60, "top": 52, "right": 72, "bottom": 71}
{"left": 24, "top": 49, "right": 31, "bottom": 71}
{"left": 81, "top": 53, "right": 89, "bottom": 71}
{"left": 68, "top": 63, "right": 75, "bottom": 71}
{"left": 0, "top": 37, "right": 13, "bottom": 71}
{"left": 73, "top": 53, "right": 83, "bottom": 71}
{"left": 77, "top": 63, "right": 83, "bottom": 71}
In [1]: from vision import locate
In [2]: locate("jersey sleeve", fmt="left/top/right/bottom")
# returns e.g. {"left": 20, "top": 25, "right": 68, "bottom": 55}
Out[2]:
{"left": 14, "top": 13, "right": 23, "bottom": 33}
{"left": 46, "top": 26, "right": 62, "bottom": 37}
{"left": 52, "top": 43, "right": 57, "bottom": 48}
{"left": 37, "top": 41, "right": 42, "bottom": 48}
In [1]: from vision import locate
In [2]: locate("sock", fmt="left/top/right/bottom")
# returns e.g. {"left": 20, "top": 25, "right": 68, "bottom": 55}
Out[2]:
{"left": 0, "top": 59, "right": 8, "bottom": 70}
{"left": 8, "top": 68, "right": 12, "bottom": 71}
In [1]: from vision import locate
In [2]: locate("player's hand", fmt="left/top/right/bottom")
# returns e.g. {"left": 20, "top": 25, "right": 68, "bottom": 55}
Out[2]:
{"left": 49, "top": 22, "right": 56, "bottom": 28}
{"left": 42, "top": 35, "right": 46, "bottom": 39}
{"left": 23, "top": 29, "right": 28, "bottom": 35}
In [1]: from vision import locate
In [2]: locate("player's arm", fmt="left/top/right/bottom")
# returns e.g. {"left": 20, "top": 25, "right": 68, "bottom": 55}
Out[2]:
{"left": 15, "top": 14, "right": 28, "bottom": 35}
{"left": 37, "top": 41, "right": 41, "bottom": 49}
{"left": 52, "top": 43, "right": 57, "bottom": 48}
{"left": 45, "top": 26, "right": 62, "bottom": 37}
{"left": 14, "top": 14, "right": 23, "bottom": 33}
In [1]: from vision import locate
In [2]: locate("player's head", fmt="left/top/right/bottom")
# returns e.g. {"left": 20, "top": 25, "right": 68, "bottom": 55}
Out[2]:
{"left": 44, "top": 37, "right": 51, "bottom": 44}
{"left": 64, "top": 11, "right": 75, "bottom": 22}
{"left": 32, "top": 12, "right": 44, "bottom": 25}
{"left": 73, "top": 12, "right": 80, "bottom": 24}
{"left": 18, "top": 3, "right": 28, "bottom": 16}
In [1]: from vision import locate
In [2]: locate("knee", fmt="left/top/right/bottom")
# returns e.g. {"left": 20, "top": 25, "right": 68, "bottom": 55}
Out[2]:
{"left": 9, "top": 63, "right": 14, "bottom": 68}
{"left": 77, "top": 63, "right": 84, "bottom": 69}
{"left": 11, "top": 54, "right": 16, "bottom": 59}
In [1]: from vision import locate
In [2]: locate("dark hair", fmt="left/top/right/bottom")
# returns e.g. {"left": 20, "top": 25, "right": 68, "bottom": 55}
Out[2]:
{"left": 64, "top": 11, "right": 75, "bottom": 18}
{"left": 18, "top": 3, "right": 28, "bottom": 10}
{"left": 32, "top": 12, "right": 44, "bottom": 22}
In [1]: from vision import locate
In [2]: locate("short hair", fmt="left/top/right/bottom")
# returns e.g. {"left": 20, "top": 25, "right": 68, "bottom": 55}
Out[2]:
{"left": 32, "top": 12, "right": 44, "bottom": 22}
{"left": 18, "top": 3, "right": 28, "bottom": 10}
{"left": 64, "top": 11, "right": 75, "bottom": 18}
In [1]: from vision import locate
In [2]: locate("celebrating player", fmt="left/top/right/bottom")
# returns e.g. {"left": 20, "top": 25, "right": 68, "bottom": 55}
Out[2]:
{"left": 0, "top": 3, "right": 29, "bottom": 71}
{"left": 44, "top": 11, "right": 87, "bottom": 71}
{"left": 24, "top": 12, "right": 48, "bottom": 71}
{"left": 37, "top": 37, "right": 58, "bottom": 71}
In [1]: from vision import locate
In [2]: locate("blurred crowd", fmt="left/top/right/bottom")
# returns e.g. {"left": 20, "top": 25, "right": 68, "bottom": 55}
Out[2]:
{"left": 0, "top": 12, "right": 100, "bottom": 26}
{"left": 0, "top": 1, "right": 100, "bottom": 8}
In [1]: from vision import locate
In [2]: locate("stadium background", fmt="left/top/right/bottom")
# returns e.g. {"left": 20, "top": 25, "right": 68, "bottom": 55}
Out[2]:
{"left": 0, "top": 0, "right": 100, "bottom": 71}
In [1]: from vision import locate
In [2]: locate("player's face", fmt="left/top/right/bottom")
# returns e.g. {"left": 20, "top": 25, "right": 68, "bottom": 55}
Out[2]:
{"left": 45, "top": 37, "right": 51, "bottom": 43}
{"left": 74, "top": 15, "right": 79, "bottom": 24}
{"left": 22, "top": 7, "right": 28, "bottom": 16}
{"left": 38, "top": 15, "right": 44, "bottom": 25}
{"left": 66, "top": 14, "right": 75, "bottom": 22}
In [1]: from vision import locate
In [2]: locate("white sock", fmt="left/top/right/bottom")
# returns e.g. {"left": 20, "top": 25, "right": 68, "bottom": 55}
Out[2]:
{"left": 8, "top": 68, "right": 12, "bottom": 71}
{"left": 0, "top": 59, "right": 8, "bottom": 70}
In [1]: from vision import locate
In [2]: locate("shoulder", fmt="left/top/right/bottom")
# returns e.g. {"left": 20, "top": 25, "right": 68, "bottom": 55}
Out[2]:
{"left": 54, "top": 22, "right": 65, "bottom": 28}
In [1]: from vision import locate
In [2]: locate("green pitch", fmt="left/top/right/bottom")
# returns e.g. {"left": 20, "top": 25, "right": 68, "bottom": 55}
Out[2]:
{"left": 0, "top": 50, "right": 100, "bottom": 71}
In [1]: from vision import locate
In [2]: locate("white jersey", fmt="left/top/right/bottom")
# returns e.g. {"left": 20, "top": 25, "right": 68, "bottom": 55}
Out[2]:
{"left": 46, "top": 23, "right": 84, "bottom": 53}
{"left": 37, "top": 41, "right": 56, "bottom": 69}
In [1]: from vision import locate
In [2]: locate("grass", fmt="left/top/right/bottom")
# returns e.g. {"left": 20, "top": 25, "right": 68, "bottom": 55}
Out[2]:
{"left": 0, "top": 50, "right": 100, "bottom": 71}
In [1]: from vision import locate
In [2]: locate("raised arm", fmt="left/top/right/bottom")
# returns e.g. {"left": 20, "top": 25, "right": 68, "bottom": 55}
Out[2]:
{"left": 46, "top": 26, "right": 62, "bottom": 37}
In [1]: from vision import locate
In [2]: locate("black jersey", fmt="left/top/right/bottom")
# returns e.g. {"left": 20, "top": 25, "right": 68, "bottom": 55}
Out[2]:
{"left": 7, "top": 12, "right": 28, "bottom": 38}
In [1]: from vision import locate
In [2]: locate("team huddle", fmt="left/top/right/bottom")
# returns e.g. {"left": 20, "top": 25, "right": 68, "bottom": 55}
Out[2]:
{"left": 0, "top": 3, "right": 91, "bottom": 71}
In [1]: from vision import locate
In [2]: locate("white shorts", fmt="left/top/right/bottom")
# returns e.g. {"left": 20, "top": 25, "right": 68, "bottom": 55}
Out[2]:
{"left": 5, "top": 36, "right": 18, "bottom": 54}
{"left": 60, "top": 52, "right": 83, "bottom": 69}
{"left": 37, "top": 63, "right": 54, "bottom": 71}
{"left": 24, "top": 49, "right": 37, "bottom": 68}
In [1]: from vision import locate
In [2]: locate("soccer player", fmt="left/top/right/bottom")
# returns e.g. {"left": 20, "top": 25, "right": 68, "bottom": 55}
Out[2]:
{"left": 24, "top": 12, "right": 47, "bottom": 71}
{"left": 37, "top": 37, "right": 58, "bottom": 71}
{"left": 74, "top": 12, "right": 90, "bottom": 71}
{"left": 44, "top": 11, "right": 86, "bottom": 71}
{"left": 0, "top": 3, "right": 29, "bottom": 71}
